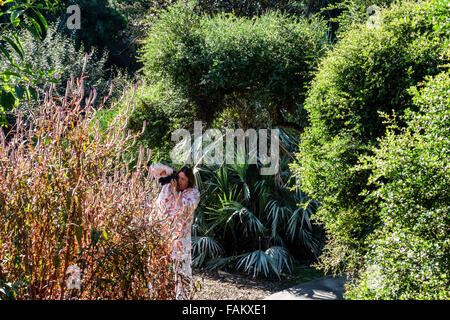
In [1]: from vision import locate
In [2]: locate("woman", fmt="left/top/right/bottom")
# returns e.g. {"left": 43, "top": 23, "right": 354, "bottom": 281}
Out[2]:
{"left": 149, "top": 163, "right": 200, "bottom": 300}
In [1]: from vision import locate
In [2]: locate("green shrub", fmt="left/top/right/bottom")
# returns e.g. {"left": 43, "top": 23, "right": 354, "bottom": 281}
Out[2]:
{"left": 346, "top": 71, "right": 450, "bottom": 299}
{"left": 192, "top": 153, "right": 321, "bottom": 278}
{"left": 1, "top": 18, "right": 134, "bottom": 133}
{"left": 290, "top": 0, "right": 447, "bottom": 273}
{"left": 123, "top": 79, "right": 195, "bottom": 164}
{"left": 138, "top": 0, "right": 329, "bottom": 128}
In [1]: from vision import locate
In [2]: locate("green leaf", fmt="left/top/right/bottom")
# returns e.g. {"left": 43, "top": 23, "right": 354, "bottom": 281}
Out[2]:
{"left": 28, "top": 16, "right": 42, "bottom": 37}
{"left": 10, "top": 10, "right": 24, "bottom": 27}
{"left": 48, "top": 66, "right": 55, "bottom": 76}
{"left": 32, "top": 8, "right": 48, "bottom": 34}
{"left": 14, "top": 85, "right": 25, "bottom": 100}
{"left": 0, "top": 46, "right": 13, "bottom": 62}
{"left": 0, "top": 90, "right": 16, "bottom": 111}
{"left": 2, "top": 36, "right": 24, "bottom": 61}
{"left": 19, "top": 21, "right": 42, "bottom": 41}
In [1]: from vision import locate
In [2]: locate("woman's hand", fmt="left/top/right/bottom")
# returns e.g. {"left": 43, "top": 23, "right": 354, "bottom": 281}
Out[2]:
{"left": 170, "top": 179, "right": 185, "bottom": 209}
{"left": 170, "top": 179, "right": 178, "bottom": 196}
{"left": 175, "top": 191, "right": 183, "bottom": 209}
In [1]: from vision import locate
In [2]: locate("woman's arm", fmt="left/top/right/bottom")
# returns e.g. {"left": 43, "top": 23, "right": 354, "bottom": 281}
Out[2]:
{"left": 149, "top": 163, "right": 174, "bottom": 180}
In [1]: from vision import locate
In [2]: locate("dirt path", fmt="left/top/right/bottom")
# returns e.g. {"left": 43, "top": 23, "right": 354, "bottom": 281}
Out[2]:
{"left": 192, "top": 269, "right": 297, "bottom": 300}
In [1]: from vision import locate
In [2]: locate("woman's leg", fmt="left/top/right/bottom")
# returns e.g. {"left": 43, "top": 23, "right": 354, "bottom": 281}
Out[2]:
{"left": 173, "top": 244, "right": 193, "bottom": 300}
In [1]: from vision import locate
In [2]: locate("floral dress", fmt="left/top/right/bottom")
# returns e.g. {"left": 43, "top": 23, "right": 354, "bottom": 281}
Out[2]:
{"left": 149, "top": 163, "right": 200, "bottom": 300}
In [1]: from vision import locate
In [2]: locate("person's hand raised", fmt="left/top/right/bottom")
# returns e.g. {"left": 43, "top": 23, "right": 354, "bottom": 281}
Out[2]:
{"left": 170, "top": 179, "right": 183, "bottom": 208}
{"left": 170, "top": 179, "right": 178, "bottom": 196}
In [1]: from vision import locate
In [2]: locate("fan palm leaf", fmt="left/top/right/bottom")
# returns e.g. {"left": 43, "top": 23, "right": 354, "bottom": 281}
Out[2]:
{"left": 265, "top": 246, "right": 294, "bottom": 275}
{"left": 231, "top": 159, "right": 251, "bottom": 201}
{"left": 236, "top": 246, "right": 294, "bottom": 279}
{"left": 192, "top": 236, "right": 224, "bottom": 267}
{"left": 236, "top": 250, "right": 271, "bottom": 278}
{"left": 266, "top": 199, "right": 290, "bottom": 238}
{"left": 227, "top": 201, "right": 265, "bottom": 235}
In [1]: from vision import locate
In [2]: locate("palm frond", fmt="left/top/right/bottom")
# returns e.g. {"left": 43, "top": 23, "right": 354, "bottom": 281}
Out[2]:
{"left": 192, "top": 236, "right": 224, "bottom": 267}
{"left": 298, "top": 227, "right": 319, "bottom": 254}
{"left": 265, "top": 246, "right": 294, "bottom": 276}
{"left": 286, "top": 190, "right": 318, "bottom": 241}
{"left": 192, "top": 208, "right": 207, "bottom": 237}
{"left": 270, "top": 231, "right": 286, "bottom": 247}
{"left": 204, "top": 187, "right": 242, "bottom": 234}
{"left": 287, "top": 205, "right": 303, "bottom": 241}
{"left": 254, "top": 179, "right": 270, "bottom": 211}
{"left": 236, "top": 250, "right": 272, "bottom": 278}
{"left": 204, "top": 254, "right": 246, "bottom": 271}
{"left": 235, "top": 246, "right": 294, "bottom": 279}
{"left": 214, "top": 165, "right": 230, "bottom": 194}
{"left": 225, "top": 201, "right": 265, "bottom": 235}
{"left": 266, "top": 199, "right": 291, "bottom": 238}
{"left": 231, "top": 160, "right": 251, "bottom": 201}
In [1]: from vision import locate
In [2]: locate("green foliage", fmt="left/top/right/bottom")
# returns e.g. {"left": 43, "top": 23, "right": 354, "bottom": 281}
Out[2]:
{"left": 345, "top": 71, "right": 450, "bottom": 299}
{"left": 191, "top": 146, "right": 321, "bottom": 278}
{"left": 323, "top": 0, "right": 395, "bottom": 36}
{"left": 290, "top": 0, "right": 447, "bottom": 273}
{"left": 427, "top": 0, "right": 450, "bottom": 51}
{"left": 138, "top": 0, "right": 329, "bottom": 128}
{"left": 123, "top": 79, "right": 195, "bottom": 164}
{"left": 0, "top": 0, "right": 61, "bottom": 126}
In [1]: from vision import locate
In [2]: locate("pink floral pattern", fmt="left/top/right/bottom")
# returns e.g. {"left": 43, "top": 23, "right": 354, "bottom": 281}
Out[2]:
{"left": 150, "top": 163, "right": 200, "bottom": 299}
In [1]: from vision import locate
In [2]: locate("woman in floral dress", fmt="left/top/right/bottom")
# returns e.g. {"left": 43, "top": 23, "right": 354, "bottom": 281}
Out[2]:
{"left": 149, "top": 163, "right": 200, "bottom": 300}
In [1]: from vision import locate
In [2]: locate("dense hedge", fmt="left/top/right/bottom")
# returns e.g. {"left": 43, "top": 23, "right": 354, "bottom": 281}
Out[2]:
{"left": 138, "top": 0, "right": 329, "bottom": 128}
{"left": 290, "top": 0, "right": 447, "bottom": 273}
{"left": 346, "top": 71, "right": 450, "bottom": 299}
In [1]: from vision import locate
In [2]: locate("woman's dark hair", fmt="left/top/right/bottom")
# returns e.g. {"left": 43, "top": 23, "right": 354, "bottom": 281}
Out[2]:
{"left": 176, "top": 166, "right": 196, "bottom": 188}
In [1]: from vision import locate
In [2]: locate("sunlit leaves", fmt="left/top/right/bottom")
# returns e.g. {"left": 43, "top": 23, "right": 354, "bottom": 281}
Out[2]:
{"left": 0, "top": 0, "right": 59, "bottom": 123}
{"left": 290, "top": 0, "right": 448, "bottom": 274}
{"left": 346, "top": 71, "right": 450, "bottom": 299}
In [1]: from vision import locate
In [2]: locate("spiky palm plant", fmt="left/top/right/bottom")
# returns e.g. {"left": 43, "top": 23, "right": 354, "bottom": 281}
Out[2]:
{"left": 191, "top": 128, "right": 321, "bottom": 278}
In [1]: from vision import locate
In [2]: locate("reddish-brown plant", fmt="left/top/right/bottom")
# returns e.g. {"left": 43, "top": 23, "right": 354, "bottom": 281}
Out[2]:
{"left": 0, "top": 64, "right": 182, "bottom": 299}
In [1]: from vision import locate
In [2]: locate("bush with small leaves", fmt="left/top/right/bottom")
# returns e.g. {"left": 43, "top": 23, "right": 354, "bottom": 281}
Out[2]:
{"left": 345, "top": 71, "right": 450, "bottom": 300}
{"left": 290, "top": 0, "right": 448, "bottom": 273}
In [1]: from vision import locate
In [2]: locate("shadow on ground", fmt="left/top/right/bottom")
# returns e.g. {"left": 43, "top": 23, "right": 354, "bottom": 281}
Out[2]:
{"left": 264, "top": 274, "right": 352, "bottom": 300}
